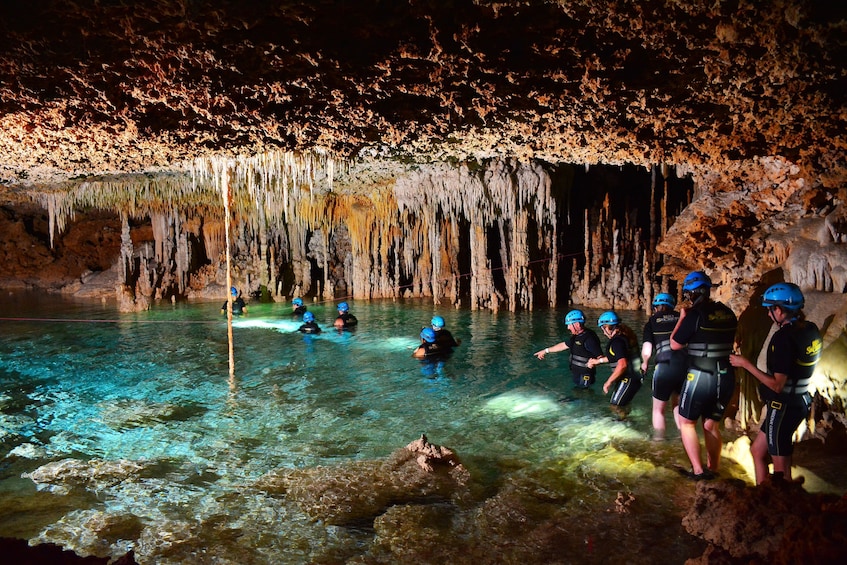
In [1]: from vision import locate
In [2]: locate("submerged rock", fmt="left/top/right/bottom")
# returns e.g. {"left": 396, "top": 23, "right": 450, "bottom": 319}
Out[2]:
{"left": 255, "top": 436, "right": 469, "bottom": 526}
{"left": 23, "top": 459, "right": 149, "bottom": 495}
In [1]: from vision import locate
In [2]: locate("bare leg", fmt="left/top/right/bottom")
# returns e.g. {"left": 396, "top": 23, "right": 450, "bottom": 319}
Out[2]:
{"left": 771, "top": 454, "right": 792, "bottom": 481}
{"left": 652, "top": 398, "right": 667, "bottom": 440}
{"left": 703, "top": 418, "right": 722, "bottom": 472}
{"left": 679, "top": 416, "right": 704, "bottom": 474}
{"left": 750, "top": 432, "right": 769, "bottom": 484}
{"left": 672, "top": 395, "right": 681, "bottom": 430}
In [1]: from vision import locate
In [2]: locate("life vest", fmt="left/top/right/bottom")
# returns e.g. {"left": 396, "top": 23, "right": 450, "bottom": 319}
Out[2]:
{"left": 647, "top": 311, "right": 680, "bottom": 362}
{"left": 773, "top": 320, "right": 822, "bottom": 397}
{"left": 570, "top": 329, "right": 600, "bottom": 370}
{"left": 685, "top": 301, "right": 737, "bottom": 361}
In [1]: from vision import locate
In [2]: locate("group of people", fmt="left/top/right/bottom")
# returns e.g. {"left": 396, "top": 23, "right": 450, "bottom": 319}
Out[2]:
{"left": 221, "top": 291, "right": 359, "bottom": 334}
{"left": 225, "top": 270, "right": 822, "bottom": 485}
{"left": 412, "top": 316, "right": 462, "bottom": 359}
{"left": 292, "top": 299, "right": 359, "bottom": 334}
{"left": 535, "top": 270, "right": 822, "bottom": 484}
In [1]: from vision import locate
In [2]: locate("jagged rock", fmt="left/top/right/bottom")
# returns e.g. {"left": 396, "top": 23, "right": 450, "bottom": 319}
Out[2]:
{"left": 23, "top": 459, "right": 149, "bottom": 495}
{"left": 254, "top": 437, "right": 469, "bottom": 525}
{"left": 682, "top": 479, "right": 847, "bottom": 563}
{"left": 404, "top": 433, "right": 465, "bottom": 474}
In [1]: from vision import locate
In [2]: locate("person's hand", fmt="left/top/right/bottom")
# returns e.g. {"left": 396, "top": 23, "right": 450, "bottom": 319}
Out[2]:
{"left": 729, "top": 353, "right": 746, "bottom": 369}
{"left": 603, "top": 380, "right": 612, "bottom": 394}
{"left": 534, "top": 350, "right": 547, "bottom": 360}
{"left": 640, "top": 365, "right": 647, "bottom": 376}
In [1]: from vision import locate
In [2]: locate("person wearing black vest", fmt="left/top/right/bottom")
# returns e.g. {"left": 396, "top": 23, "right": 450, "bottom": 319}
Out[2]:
{"left": 535, "top": 309, "right": 603, "bottom": 389}
{"left": 730, "top": 282, "right": 822, "bottom": 484}
{"left": 642, "top": 293, "right": 687, "bottom": 441}
{"left": 588, "top": 310, "right": 643, "bottom": 419}
{"left": 671, "top": 271, "right": 738, "bottom": 480}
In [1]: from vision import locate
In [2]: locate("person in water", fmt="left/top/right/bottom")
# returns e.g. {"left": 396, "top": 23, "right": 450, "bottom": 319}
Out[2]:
{"left": 297, "top": 311, "right": 321, "bottom": 334}
{"left": 291, "top": 297, "right": 307, "bottom": 316}
{"left": 413, "top": 327, "right": 449, "bottom": 358}
{"left": 641, "top": 293, "right": 687, "bottom": 441}
{"left": 334, "top": 301, "right": 358, "bottom": 329}
{"left": 671, "top": 270, "right": 738, "bottom": 480}
{"left": 430, "top": 316, "right": 461, "bottom": 349}
{"left": 534, "top": 309, "right": 603, "bottom": 389}
{"left": 729, "top": 283, "right": 822, "bottom": 484}
{"left": 221, "top": 286, "right": 247, "bottom": 316}
{"left": 588, "top": 310, "right": 643, "bottom": 419}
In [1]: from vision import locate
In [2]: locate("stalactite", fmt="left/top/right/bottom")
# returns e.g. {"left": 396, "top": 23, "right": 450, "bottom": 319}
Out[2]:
{"left": 27, "top": 151, "right": 562, "bottom": 311}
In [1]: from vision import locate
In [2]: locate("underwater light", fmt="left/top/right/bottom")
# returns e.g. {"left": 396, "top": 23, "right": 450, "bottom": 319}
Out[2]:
{"left": 231, "top": 319, "right": 302, "bottom": 332}
{"left": 482, "top": 391, "right": 561, "bottom": 419}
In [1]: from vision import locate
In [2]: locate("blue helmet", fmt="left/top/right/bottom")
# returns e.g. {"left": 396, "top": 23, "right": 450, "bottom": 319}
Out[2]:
{"left": 431, "top": 315, "right": 445, "bottom": 328}
{"left": 652, "top": 293, "right": 676, "bottom": 308}
{"left": 564, "top": 309, "right": 585, "bottom": 325}
{"left": 337, "top": 302, "right": 349, "bottom": 312}
{"left": 598, "top": 311, "right": 621, "bottom": 327}
{"left": 683, "top": 271, "right": 712, "bottom": 291}
{"left": 421, "top": 327, "right": 436, "bottom": 343}
{"left": 762, "top": 282, "right": 804, "bottom": 311}
{"left": 292, "top": 297, "right": 304, "bottom": 307}
{"left": 230, "top": 286, "right": 238, "bottom": 297}
{"left": 302, "top": 311, "right": 315, "bottom": 322}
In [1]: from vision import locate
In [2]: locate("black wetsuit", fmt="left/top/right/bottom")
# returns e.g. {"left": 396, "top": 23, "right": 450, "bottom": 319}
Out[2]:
{"left": 434, "top": 328, "right": 460, "bottom": 349}
{"left": 336, "top": 312, "right": 358, "bottom": 328}
{"left": 761, "top": 319, "right": 821, "bottom": 456}
{"left": 416, "top": 341, "right": 449, "bottom": 358}
{"left": 643, "top": 310, "right": 686, "bottom": 401}
{"left": 298, "top": 321, "right": 321, "bottom": 334}
{"left": 566, "top": 329, "right": 603, "bottom": 388}
{"left": 673, "top": 299, "right": 738, "bottom": 421}
{"left": 222, "top": 297, "right": 246, "bottom": 315}
{"left": 292, "top": 305, "right": 307, "bottom": 316}
{"left": 606, "top": 333, "right": 642, "bottom": 407}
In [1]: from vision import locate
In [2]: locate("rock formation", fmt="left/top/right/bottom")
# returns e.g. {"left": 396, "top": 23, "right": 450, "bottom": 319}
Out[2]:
{"left": 0, "top": 2, "right": 845, "bottom": 560}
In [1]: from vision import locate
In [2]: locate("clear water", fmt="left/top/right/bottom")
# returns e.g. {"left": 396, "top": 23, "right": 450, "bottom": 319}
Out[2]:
{"left": 0, "top": 292, "right": 716, "bottom": 563}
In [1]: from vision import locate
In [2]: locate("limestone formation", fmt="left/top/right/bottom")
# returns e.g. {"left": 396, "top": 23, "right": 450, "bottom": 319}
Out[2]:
{"left": 254, "top": 435, "right": 469, "bottom": 525}
{"left": 682, "top": 479, "right": 847, "bottom": 563}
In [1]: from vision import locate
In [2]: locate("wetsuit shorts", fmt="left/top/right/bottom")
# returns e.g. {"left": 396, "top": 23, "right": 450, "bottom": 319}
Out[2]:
{"left": 610, "top": 374, "right": 642, "bottom": 407}
{"left": 571, "top": 369, "right": 596, "bottom": 388}
{"left": 651, "top": 353, "right": 687, "bottom": 402}
{"left": 678, "top": 360, "right": 735, "bottom": 421}
{"left": 763, "top": 394, "right": 811, "bottom": 457}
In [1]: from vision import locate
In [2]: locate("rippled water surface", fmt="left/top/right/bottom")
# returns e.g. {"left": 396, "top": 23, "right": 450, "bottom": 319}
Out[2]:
{"left": 1, "top": 292, "right": 716, "bottom": 563}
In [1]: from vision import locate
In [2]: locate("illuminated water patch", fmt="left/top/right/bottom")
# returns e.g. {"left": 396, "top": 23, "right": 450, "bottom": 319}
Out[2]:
{"left": 482, "top": 390, "right": 562, "bottom": 419}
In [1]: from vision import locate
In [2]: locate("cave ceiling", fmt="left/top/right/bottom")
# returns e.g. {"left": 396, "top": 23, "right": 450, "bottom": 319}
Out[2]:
{"left": 0, "top": 0, "right": 845, "bottom": 195}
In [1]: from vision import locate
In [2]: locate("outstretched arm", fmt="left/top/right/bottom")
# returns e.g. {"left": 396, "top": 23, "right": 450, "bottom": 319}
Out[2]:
{"left": 535, "top": 342, "right": 567, "bottom": 360}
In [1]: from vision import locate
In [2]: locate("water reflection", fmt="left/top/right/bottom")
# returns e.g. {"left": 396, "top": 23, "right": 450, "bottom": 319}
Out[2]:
{"left": 0, "top": 293, "right": 727, "bottom": 563}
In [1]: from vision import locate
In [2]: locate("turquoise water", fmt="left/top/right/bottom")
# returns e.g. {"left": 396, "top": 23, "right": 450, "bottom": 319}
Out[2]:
{"left": 0, "top": 292, "right": 712, "bottom": 563}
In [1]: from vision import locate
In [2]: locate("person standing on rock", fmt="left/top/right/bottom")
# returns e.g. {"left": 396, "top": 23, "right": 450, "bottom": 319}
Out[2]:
{"left": 535, "top": 309, "right": 603, "bottom": 389}
{"left": 642, "top": 293, "right": 687, "bottom": 441}
{"left": 670, "top": 271, "right": 737, "bottom": 480}
{"left": 729, "top": 283, "right": 822, "bottom": 484}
